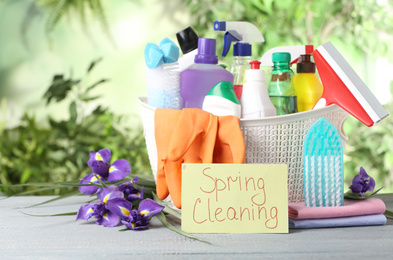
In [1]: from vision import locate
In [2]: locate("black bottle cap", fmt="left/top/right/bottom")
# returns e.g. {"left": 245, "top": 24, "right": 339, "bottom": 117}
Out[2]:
{"left": 176, "top": 26, "right": 199, "bottom": 55}
{"left": 296, "top": 54, "right": 315, "bottom": 73}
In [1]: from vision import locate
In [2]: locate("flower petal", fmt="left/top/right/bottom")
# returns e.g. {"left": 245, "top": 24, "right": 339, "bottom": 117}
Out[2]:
{"left": 78, "top": 173, "right": 104, "bottom": 195}
{"left": 132, "top": 223, "right": 150, "bottom": 230}
{"left": 76, "top": 203, "right": 96, "bottom": 221}
{"left": 106, "top": 198, "right": 133, "bottom": 219}
{"left": 138, "top": 198, "right": 165, "bottom": 218}
{"left": 96, "top": 186, "right": 124, "bottom": 204}
{"left": 359, "top": 167, "right": 368, "bottom": 177}
{"left": 88, "top": 148, "right": 111, "bottom": 167}
{"left": 121, "top": 210, "right": 150, "bottom": 230}
{"left": 122, "top": 219, "right": 147, "bottom": 230}
{"left": 96, "top": 210, "right": 121, "bottom": 227}
{"left": 121, "top": 219, "right": 134, "bottom": 230}
{"left": 352, "top": 174, "right": 363, "bottom": 184}
{"left": 349, "top": 183, "right": 363, "bottom": 194}
{"left": 119, "top": 181, "right": 134, "bottom": 193}
{"left": 90, "top": 160, "right": 110, "bottom": 177}
{"left": 367, "top": 176, "right": 376, "bottom": 192}
{"left": 126, "top": 186, "right": 145, "bottom": 202}
{"left": 368, "top": 177, "right": 375, "bottom": 191}
{"left": 107, "top": 159, "right": 131, "bottom": 182}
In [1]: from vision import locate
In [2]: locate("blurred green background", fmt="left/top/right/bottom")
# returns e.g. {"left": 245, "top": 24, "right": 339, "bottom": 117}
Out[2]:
{"left": 1, "top": 0, "right": 393, "bottom": 195}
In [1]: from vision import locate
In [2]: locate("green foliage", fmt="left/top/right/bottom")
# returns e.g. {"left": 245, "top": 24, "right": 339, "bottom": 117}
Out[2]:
{"left": 37, "top": 0, "right": 106, "bottom": 32}
{"left": 11, "top": 0, "right": 117, "bottom": 46}
{"left": 0, "top": 59, "right": 151, "bottom": 195}
{"left": 344, "top": 84, "right": 393, "bottom": 192}
{"left": 185, "top": 0, "right": 393, "bottom": 64}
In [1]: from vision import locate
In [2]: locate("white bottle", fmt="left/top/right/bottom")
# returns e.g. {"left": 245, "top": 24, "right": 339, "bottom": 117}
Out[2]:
{"left": 178, "top": 49, "right": 198, "bottom": 72}
{"left": 240, "top": 60, "right": 277, "bottom": 119}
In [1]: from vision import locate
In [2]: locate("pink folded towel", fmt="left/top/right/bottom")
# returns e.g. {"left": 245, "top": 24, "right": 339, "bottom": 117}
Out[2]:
{"left": 289, "top": 198, "right": 386, "bottom": 220}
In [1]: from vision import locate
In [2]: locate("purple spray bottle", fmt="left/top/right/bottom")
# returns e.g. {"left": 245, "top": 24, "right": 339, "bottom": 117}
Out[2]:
{"left": 180, "top": 38, "right": 234, "bottom": 109}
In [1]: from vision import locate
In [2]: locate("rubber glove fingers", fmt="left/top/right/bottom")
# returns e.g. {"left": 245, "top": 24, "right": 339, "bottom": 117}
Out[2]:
{"left": 163, "top": 160, "right": 183, "bottom": 208}
{"left": 214, "top": 116, "right": 245, "bottom": 163}
{"left": 165, "top": 109, "right": 218, "bottom": 208}
{"left": 168, "top": 108, "right": 218, "bottom": 162}
{"left": 154, "top": 108, "right": 182, "bottom": 200}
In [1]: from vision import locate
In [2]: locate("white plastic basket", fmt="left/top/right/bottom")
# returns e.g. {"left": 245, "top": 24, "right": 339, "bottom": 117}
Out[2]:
{"left": 138, "top": 96, "right": 349, "bottom": 203}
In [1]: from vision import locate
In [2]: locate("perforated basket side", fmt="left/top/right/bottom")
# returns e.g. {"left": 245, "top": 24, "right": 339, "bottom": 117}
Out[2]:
{"left": 138, "top": 97, "right": 158, "bottom": 182}
{"left": 138, "top": 97, "right": 349, "bottom": 203}
{"left": 240, "top": 105, "right": 348, "bottom": 202}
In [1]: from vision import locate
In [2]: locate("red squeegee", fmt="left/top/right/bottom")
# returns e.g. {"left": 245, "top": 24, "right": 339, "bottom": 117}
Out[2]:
{"left": 313, "top": 42, "right": 388, "bottom": 127}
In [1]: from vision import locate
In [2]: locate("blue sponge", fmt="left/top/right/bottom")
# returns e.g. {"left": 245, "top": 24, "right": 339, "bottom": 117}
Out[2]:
{"left": 159, "top": 37, "right": 179, "bottom": 64}
{"left": 144, "top": 43, "right": 164, "bottom": 69}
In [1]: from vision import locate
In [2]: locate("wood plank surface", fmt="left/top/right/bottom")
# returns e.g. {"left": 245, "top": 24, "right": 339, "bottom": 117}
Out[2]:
{"left": 1, "top": 194, "right": 392, "bottom": 259}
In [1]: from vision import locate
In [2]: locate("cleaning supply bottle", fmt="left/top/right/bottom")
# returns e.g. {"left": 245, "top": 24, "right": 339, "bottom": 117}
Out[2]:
{"left": 144, "top": 38, "right": 182, "bottom": 109}
{"left": 214, "top": 21, "right": 265, "bottom": 100}
{"left": 176, "top": 26, "right": 199, "bottom": 72}
{"left": 240, "top": 60, "right": 276, "bottom": 118}
{"left": 231, "top": 46, "right": 251, "bottom": 100}
{"left": 180, "top": 38, "right": 234, "bottom": 109}
{"left": 268, "top": 52, "right": 297, "bottom": 115}
{"left": 202, "top": 81, "right": 241, "bottom": 118}
{"left": 293, "top": 54, "right": 323, "bottom": 112}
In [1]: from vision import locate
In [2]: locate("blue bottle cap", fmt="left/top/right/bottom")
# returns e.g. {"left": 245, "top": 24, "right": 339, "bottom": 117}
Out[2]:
{"left": 233, "top": 43, "right": 251, "bottom": 57}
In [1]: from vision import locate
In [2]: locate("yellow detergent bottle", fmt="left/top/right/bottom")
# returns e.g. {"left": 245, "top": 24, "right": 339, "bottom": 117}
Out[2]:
{"left": 293, "top": 54, "right": 323, "bottom": 112}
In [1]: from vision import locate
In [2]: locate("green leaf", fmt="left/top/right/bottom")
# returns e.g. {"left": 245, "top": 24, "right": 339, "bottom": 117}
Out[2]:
{"left": 344, "top": 186, "right": 384, "bottom": 200}
{"left": 69, "top": 101, "right": 77, "bottom": 124}
{"left": 93, "top": 173, "right": 107, "bottom": 187}
{"left": 384, "top": 210, "right": 393, "bottom": 219}
{"left": 87, "top": 0, "right": 117, "bottom": 48}
{"left": 87, "top": 58, "right": 102, "bottom": 73}
{"left": 26, "top": 190, "right": 81, "bottom": 208}
{"left": 85, "top": 79, "right": 108, "bottom": 93}
{"left": 80, "top": 95, "right": 101, "bottom": 102}
{"left": 43, "top": 75, "right": 80, "bottom": 105}
{"left": 155, "top": 212, "right": 211, "bottom": 244}
{"left": 22, "top": 211, "right": 77, "bottom": 217}
{"left": 45, "top": 0, "right": 67, "bottom": 33}
{"left": 152, "top": 193, "right": 181, "bottom": 220}
{"left": 20, "top": 168, "right": 32, "bottom": 184}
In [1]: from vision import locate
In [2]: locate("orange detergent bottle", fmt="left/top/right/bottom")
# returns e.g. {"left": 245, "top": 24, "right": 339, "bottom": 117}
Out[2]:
{"left": 293, "top": 54, "right": 323, "bottom": 112}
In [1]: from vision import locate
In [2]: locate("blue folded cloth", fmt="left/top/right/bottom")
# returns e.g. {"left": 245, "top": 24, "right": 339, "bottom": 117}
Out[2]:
{"left": 289, "top": 214, "right": 386, "bottom": 229}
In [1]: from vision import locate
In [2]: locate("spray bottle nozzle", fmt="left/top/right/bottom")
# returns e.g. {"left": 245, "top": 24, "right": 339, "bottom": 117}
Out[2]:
{"left": 214, "top": 21, "right": 226, "bottom": 31}
{"left": 213, "top": 20, "right": 264, "bottom": 57}
{"left": 250, "top": 60, "right": 261, "bottom": 70}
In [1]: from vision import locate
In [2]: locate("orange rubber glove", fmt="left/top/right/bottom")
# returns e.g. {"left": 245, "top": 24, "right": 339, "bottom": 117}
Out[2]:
{"left": 155, "top": 108, "right": 218, "bottom": 208}
{"left": 154, "top": 109, "right": 245, "bottom": 209}
{"left": 154, "top": 108, "right": 182, "bottom": 201}
{"left": 213, "top": 116, "right": 245, "bottom": 163}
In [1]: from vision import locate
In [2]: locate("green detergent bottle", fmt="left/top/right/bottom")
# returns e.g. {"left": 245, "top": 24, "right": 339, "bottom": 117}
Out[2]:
{"left": 268, "top": 52, "right": 297, "bottom": 115}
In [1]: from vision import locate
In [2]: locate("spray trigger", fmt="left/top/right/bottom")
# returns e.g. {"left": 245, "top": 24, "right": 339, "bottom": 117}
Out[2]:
{"left": 222, "top": 32, "right": 241, "bottom": 57}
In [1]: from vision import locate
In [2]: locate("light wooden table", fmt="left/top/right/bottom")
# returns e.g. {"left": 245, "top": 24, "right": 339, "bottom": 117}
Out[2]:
{"left": 1, "top": 194, "right": 392, "bottom": 259}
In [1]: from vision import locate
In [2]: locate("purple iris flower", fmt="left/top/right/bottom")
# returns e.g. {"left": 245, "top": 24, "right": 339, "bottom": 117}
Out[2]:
{"left": 79, "top": 148, "right": 131, "bottom": 195}
{"left": 349, "top": 167, "right": 376, "bottom": 196}
{"left": 106, "top": 198, "right": 164, "bottom": 230}
{"left": 119, "top": 177, "right": 145, "bottom": 202}
{"left": 76, "top": 186, "right": 124, "bottom": 227}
